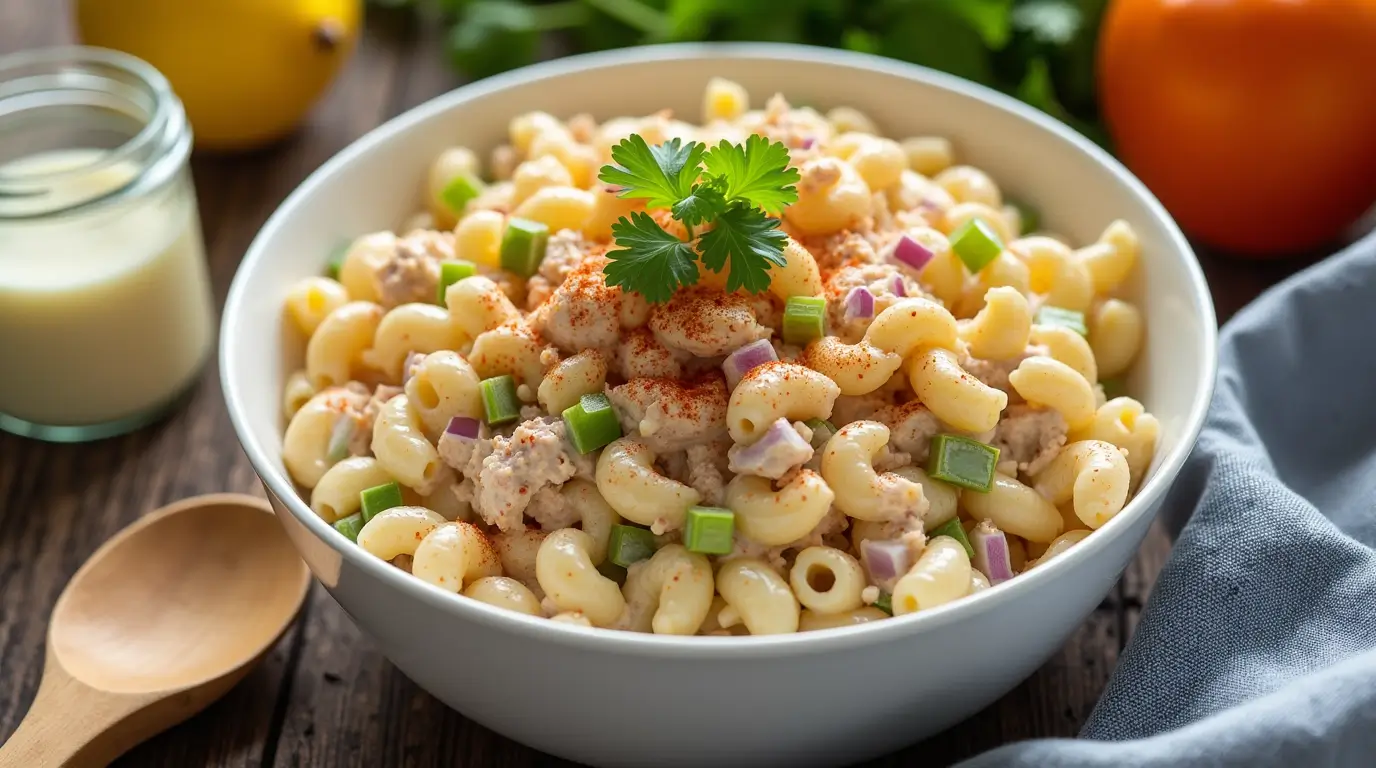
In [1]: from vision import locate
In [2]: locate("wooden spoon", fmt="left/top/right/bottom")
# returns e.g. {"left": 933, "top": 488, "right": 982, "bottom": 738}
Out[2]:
{"left": 0, "top": 493, "right": 311, "bottom": 767}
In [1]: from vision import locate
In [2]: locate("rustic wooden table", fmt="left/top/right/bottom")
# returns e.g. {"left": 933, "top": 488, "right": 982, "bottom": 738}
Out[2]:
{"left": 0, "top": 4, "right": 1325, "bottom": 766}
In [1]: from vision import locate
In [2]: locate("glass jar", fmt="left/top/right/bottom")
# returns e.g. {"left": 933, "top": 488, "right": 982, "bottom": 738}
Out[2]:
{"left": 0, "top": 47, "right": 214, "bottom": 442}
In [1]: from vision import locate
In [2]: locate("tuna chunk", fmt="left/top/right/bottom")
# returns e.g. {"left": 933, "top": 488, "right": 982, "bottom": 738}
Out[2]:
{"left": 824, "top": 262, "right": 924, "bottom": 343}
{"left": 532, "top": 254, "right": 622, "bottom": 353}
{"left": 465, "top": 417, "right": 592, "bottom": 532}
{"left": 685, "top": 441, "right": 730, "bottom": 506}
{"left": 606, "top": 375, "right": 729, "bottom": 454}
{"left": 372, "top": 231, "right": 453, "bottom": 308}
{"left": 650, "top": 287, "right": 771, "bottom": 358}
{"left": 616, "top": 327, "right": 684, "bottom": 380}
{"left": 526, "top": 485, "right": 581, "bottom": 530}
{"left": 872, "top": 402, "right": 940, "bottom": 463}
{"left": 538, "top": 229, "right": 592, "bottom": 287}
{"left": 962, "top": 344, "right": 1047, "bottom": 395}
{"left": 990, "top": 404, "right": 1068, "bottom": 476}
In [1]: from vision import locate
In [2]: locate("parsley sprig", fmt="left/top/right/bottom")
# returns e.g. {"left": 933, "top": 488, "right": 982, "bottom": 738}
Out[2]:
{"left": 598, "top": 134, "right": 800, "bottom": 303}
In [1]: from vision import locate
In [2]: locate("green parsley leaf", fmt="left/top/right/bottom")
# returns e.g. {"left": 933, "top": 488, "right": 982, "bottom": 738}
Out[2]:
{"left": 701, "top": 134, "right": 800, "bottom": 214}
{"left": 599, "top": 135, "right": 705, "bottom": 210}
{"left": 602, "top": 211, "right": 700, "bottom": 304}
{"left": 671, "top": 175, "right": 727, "bottom": 227}
{"left": 698, "top": 203, "right": 789, "bottom": 295}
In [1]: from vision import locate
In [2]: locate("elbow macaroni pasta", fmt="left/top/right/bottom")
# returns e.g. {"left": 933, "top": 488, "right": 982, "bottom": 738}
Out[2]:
{"left": 716, "top": 558, "right": 801, "bottom": 635}
{"left": 285, "top": 277, "right": 350, "bottom": 336}
{"left": 306, "top": 301, "right": 384, "bottom": 389}
{"left": 362, "top": 303, "right": 465, "bottom": 381}
{"left": 1089, "top": 299, "right": 1145, "bottom": 379}
{"left": 892, "top": 535, "right": 972, "bottom": 615}
{"left": 1070, "top": 397, "right": 1160, "bottom": 490}
{"left": 404, "top": 350, "right": 484, "bottom": 439}
{"left": 372, "top": 394, "right": 444, "bottom": 494}
{"left": 728, "top": 363, "right": 841, "bottom": 444}
{"left": 1034, "top": 440, "right": 1130, "bottom": 529}
{"left": 1007, "top": 356, "right": 1097, "bottom": 432}
{"left": 725, "top": 469, "right": 836, "bottom": 546}
{"left": 820, "top": 421, "right": 925, "bottom": 522}
{"left": 907, "top": 346, "right": 1008, "bottom": 433}
{"left": 463, "top": 576, "right": 542, "bottom": 616}
{"left": 789, "top": 547, "right": 866, "bottom": 615}
{"left": 620, "top": 544, "right": 715, "bottom": 635}
{"left": 1029, "top": 324, "right": 1098, "bottom": 383}
{"left": 959, "top": 286, "right": 1031, "bottom": 360}
{"left": 537, "top": 350, "right": 608, "bottom": 414}
{"left": 413, "top": 521, "right": 502, "bottom": 592}
{"left": 311, "top": 456, "right": 392, "bottom": 522}
{"left": 596, "top": 438, "right": 702, "bottom": 533}
{"left": 960, "top": 472, "right": 1063, "bottom": 543}
{"left": 276, "top": 79, "right": 1163, "bottom": 634}
{"left": 536, "top": 528, "right": 626, "bottom": 627}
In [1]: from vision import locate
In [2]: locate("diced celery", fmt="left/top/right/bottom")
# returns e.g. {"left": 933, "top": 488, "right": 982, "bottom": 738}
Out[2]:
{"left": 782, "top": 295, "right": 827, "bottom": 346}
{"left": 563, "top": 392, "right": 622, "bottom": 454}
{"left": 684, "top": 506, "right": 735, "bottom": 555}
{"left": 927, "top": 434, "right": 999, "bottom": 493}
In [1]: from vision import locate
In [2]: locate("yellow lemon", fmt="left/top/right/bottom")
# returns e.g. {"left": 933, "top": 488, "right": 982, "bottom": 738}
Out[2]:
{"left": 75, "top": 0, "right": 361, "bottom": 152}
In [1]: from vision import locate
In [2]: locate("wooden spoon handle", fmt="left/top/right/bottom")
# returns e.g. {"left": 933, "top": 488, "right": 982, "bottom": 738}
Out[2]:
{"left": 0, "top": 663, "right": 157, "bottom": 768}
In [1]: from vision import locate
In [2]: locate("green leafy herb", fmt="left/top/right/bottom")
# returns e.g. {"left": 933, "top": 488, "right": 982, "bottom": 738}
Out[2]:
{"left": 597, "top": 133, "right": 799, "bottom": 302}
{"left": 700, "top": 135, "right": 800, "bottom": 213}
{"left": 602, "top": 212, "right": 701, "bottom": 304}
{"left": 372, "top": 0, "right": 1110, "bottom": 147}
{"left": 601, "top": 135, "right": 704, "bottom": 210}
{"left": 697, "top": 203, "right": 789, "bottom": 294}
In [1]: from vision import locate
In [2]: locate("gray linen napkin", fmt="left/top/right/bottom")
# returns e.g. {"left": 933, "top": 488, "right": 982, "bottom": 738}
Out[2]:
{"left": 959, "top": 232, "right": 1376, "bottom": 766}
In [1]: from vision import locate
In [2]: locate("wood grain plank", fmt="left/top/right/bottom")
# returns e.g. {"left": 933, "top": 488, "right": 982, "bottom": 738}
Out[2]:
{"left": 0, "top": 5, "right": 403, "bottom": 767}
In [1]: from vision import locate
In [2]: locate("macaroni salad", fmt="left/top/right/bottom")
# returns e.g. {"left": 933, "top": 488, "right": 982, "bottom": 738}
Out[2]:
{"left": 280, "top": 78, "right": 1157, "bottom": 634}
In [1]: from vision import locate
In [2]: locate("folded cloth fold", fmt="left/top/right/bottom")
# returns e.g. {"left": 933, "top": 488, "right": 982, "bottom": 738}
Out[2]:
{"left": 958, "top": 233, "right": 1376, "bottom": 767}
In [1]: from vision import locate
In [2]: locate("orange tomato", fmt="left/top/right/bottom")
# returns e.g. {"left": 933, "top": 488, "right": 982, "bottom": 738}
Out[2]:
{"left": 1098, "top": 0, "right": 1376, "bottom": 256}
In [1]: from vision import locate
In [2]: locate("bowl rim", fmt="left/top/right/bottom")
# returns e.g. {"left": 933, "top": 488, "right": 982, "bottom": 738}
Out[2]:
{"left": 222, "top": 41, "right": 1218, "bottom": 658}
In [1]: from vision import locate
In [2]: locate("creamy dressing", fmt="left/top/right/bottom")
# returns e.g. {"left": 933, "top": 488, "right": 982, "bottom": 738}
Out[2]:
{"left": 0, "top": 148, "right": 213, "bottom": 427}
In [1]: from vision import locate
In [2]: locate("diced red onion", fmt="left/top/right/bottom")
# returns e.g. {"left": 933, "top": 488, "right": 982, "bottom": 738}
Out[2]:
{"left": 890, "top": 273, "right": 907, "bottom": 297}
{"left": 888, "top": 234, "right": 935, "bottom": 272}
{"left": 722, "top": 339, "right": 779, "bottom": 390}
{"left": 971, "top": 521, "right": 1016, "bottom": 584}
{"left": 326, "top": 415, "right": 356, "bottom": 463}
{"left": 445, "top": 416, "right": 481, "bottom": 440}
{"left": 861, "top": 539, "right": 911, "bottom": 584}
{"left": 800, "top": 137, "right": 816, "bottom": 150}
{"left": 730, "top": 417, "right": 812, "bottom": 473}
{"left": 401, "top": 351, "right": 426, "bottom": 386}
{"left": 844, "top": 286, "right": 875, "bottom": 321}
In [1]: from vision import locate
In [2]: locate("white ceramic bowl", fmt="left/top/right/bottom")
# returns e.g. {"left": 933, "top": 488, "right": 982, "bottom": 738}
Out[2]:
{"left": 222, "top": 43, "right": 1217, "bottom": 768}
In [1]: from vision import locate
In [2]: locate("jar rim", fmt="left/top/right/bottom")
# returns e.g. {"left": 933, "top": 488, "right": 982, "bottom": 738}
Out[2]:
{"left": 0, "top": 45, "right": 191, "bottom": 220}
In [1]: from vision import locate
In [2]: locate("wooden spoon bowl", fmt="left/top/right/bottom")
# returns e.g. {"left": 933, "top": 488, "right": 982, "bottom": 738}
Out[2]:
{"left": 0, "top": 493, "right": 310, "bottom": 767}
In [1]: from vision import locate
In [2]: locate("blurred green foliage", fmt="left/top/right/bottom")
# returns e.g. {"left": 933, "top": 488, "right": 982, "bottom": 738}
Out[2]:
{"left": 369, "top": 0, "right": 1110, "bottom": 143}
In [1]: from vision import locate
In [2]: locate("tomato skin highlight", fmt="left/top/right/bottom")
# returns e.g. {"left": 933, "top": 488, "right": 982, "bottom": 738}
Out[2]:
{"left": 1098, "top": 0, "right": 1376, "bottom": 257}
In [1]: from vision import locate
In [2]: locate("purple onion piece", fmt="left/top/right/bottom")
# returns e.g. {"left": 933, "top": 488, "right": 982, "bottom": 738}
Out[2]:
{"left": 970, "top": 521, "right": 1015, "bottom": 584}
{"left": 326, "top": 415, "right": 357, "bottom": 464}
{"left": 445, "top": 416, "right": 481, "bottom": 440}
{"left": 888, "top": 234, "right": 936, "bottom": 272}
{"left": 844, "top": 286, "right": 876, "bottom": 322}
{"left": 800, "top": 137, "right": 816, "bottom": 150}
{"left": 728, "top": 418, "right": 814, "bottom": 480}
{"left": 890, "top": 273, "right": 907, "bottom": 297}
{"left": 861, "top": 538, "right": 911, "bottom": 584}
{"left": 722, "top": 339, "right": 779, "bottom": 391}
